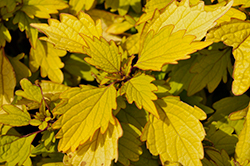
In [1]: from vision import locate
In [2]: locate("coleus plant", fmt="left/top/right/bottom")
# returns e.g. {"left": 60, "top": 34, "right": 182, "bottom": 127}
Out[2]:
{"left": 1, "top": 0, "right": 250, "bottom": 165}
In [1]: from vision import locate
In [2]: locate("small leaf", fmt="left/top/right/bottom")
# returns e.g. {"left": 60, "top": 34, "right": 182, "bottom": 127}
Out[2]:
{"left": 53, "top": 84, "right": 117, "bottom": 152}
{"left": 141, "top": 96, "right": 206, "bottom": 165}
{"left": 30, "top": 39, "right": 67, "bottom": 83}
{"left": 135, "top": 25, "right": 212, "bottom": 71}
{"left": 82, "top": 35, "right": 121, "bottom": 73}
{"left": 39, "top": 80, "right": 70, "bottom": 95}
{"left": 229, "top": 106, "right": 249, "bottom": 121}
{"left": 21, "top": 0, "right": 68, "bottom": 19}
{"left": 0, "top": 133, "right": 36, "bottom": 166}
{"left": 120, "top": 74, "right": 159, "bottom": 118}
{"left": 31, "top": 12, "right": 102, "bottom": 53}
{"left": 233, "top": 0, "right": 250, "bottom": 8}
{"left": 0, "top": 23, "right": 11, "bottom": 48}
{"left": 0, "top": 105, "right": 30, "bottom": 127}
{"left": 63, "top": 118, "right": 122, "bottom": 166}
{"left": 15, "top": 78, "right": 43, "bottom": 103}
{"left": 69, "top": 0, "right": 95, "bottom": 14}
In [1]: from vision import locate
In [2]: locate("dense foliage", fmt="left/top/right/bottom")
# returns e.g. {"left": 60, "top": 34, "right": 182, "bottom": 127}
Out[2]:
{"left": 1, "top": 0, "right": 250, "bottom": 165}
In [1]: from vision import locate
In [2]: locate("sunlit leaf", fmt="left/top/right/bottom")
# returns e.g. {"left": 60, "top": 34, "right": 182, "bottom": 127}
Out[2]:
{"left": 206, "top": 19, "right": 250, "bottom": 95}
{"left": 82, "top": 35, "right": 121, "bottom": 73}
{"left": 0, "top": 48, "right": 16, "bottom": 106}
{"left": 39, "top": 80, "right": 70, "bottom": 95}
{"left": 63, "top": 118, "right": 122, "bottom": 166}
{"left": 69, "top": 0, "right": 95, "bottom": 15}
{"left": 141, "top": 96, "right": 206, "bottom": 165}
{"left": 21, "top": 0, "right": 68, "bottom": 19}
{"left": 233, "top": 0, "right": 250, "bottom": 8}
{"left": 31, "top": 12, "right": 102, "bottom": 53}
{"left": 229, "top": 105, "right": 248, "bottom": 121}
{"left": 120, "top": 74, "right": 159, "bottom": 118}
{"left": 0, "top": 23, "right": 11, "bottom": 47}
{"left": 135, "top": 25, "right": 212, "bottom": 71}
{"left": 53, "top": 84, "right": 117, "bottom": 152}
{"left": 0, "top": 133, "right": 36, "bottom": 166}
{"left": 30, "top": 39, "right": 67, "bottom": 83}
{"left": 0, "top": 105, "right": 30, "bottom": 127}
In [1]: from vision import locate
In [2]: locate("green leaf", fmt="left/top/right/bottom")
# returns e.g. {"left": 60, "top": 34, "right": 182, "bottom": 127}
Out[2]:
{"left": 52, "top": 84, "right": 117, "bottom": 152}
{"left": 63, "top": 119, "right": 122, "bottom": 166}
{"left": 82, "top": 35, "right": 121, "bottom": 73}
{"left": 0, "top": 133, "right": 36, "bottom": 166}
{"left": 204, "top": 148, "right": 232, "bottom": 166}
{"left": 21, "top": 0, "right": 68, "bottom": 19}
{"left": 0, "top": 23, "right": 11, "bottom": 48}
{"left": 0, "top": 0, "right": 17, "bottom": 12}
{"left": 30, "top": 39, "right": 67, "bottom": 83}
{"left": 15, "top": 78, "right": 43, "bottom": 103}
{"left": 0, "top": 105, "right": 30, "bottom": 127}
{"left": 13, "top": 11, "right": 39, "bottom": 48}
{"left": 141, "top": 96, "right": 206, "bottom": 165}
{"left": 31, "top": 12, "right": 102, "bottom": 53}
{"left": 120, "top": 73, "right": 159, "bottom": 118}
{"left": 118, "top": 123, "right": 142, "bottom": 165}
{"left": 135, "top": 25, "right": 212, "bottom": 71}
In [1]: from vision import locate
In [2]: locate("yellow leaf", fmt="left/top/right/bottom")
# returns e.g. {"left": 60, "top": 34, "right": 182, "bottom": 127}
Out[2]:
{"left": 69, "top": 0, "right": 95, "bottom": 15}
{"left": 0, "top": 48, "right": 16, "bottom": 106}
{"left": 52, "top": 84, "right": 117, "bottom": 152}
{"left": 236, "top": 103, "right": 250, "bottom": 164}
{"left": 63, "top": 118, "right": 122, "bottom": 166}
{"left": 82, "top": 36, "right": 121, "bottom": 73}
{"left": 30, "top": 39, "right": 67, "bottom": 83}
{"left": 135, "top": 25, "right": 212, "bottom": 71}
{"left": 229, "top": 105, "right": 249, "bottom": 121}
{"left": 15, "top": 78, "right": 43, "bottom": 103}
{"left": 206, "top": 19, "right": 250, "bottom": 95}
{"left": 141, "top": 0, "right": 233, "bottom": 41}
{"left": 0, "top": 105, "right": 30, "bottom": 127}
{"left": 233, "top": 0, "right": 250, "bottom": 8}
{"left": 141, "top": 96, "right": 206, "bottom": 165}
{"left": 31, "top": 12, "right": 102, "bottom": 53}
{"left": 120, "top": 74, "right": 159, "bottom": 118}
{"left": 21, "top": 0, "right": 68, "bottom": 19}
{"left": 7, "top": 53, "right": 31, "bottom": 84}
{"left": 0, "top": 23, "right": 11, "bottom": 47}
{"left": 39, "top": 80, "right": 70, "bottom": 95}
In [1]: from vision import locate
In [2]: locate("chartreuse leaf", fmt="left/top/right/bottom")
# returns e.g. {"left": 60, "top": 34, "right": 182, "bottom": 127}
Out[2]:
{"left": 42, "top": 163, "right": 64, "bottom": 166}
{"left": 235, "top": 103, "right": 250, "bottom": 164}
{"left": 0, "top": 133, "right": 36, "bottom": 166}
{"left": 13, "top": 11, "right": 39, "bottom": 48}
{"left": 69, "top": 0, "right": 95, "bottom": 15}
{"left": 21, "top": 0, "right": 68, "bottom": 19}
{"left": 118, "top": 123, "right": 142, "bottom": 165}
{"left": 30, "top": 39, "right": 67, "bottom": 83}
{"left": 187, "top": 43, "right": 232, "bottom": 96}
{"left": 0, "top": 23, "right": 11, "bottom": 47}
{"left": 141, "top": 96, "right": 206, "bottom": 165}
{"left": 39, "top": 80, "right": 70, "bottom": 95}
{"left": 0, "top": 48, "right": 16, "bottom": 106}
{"left": 15, "top": 78, "right": 43, "bottom": 103}
{"left": 31, "top": 12, "right": 102, "bottom": 53}
{"left": 7, "top": 53, "right": 31, "bottom": 83}
{"left": 135, "top": 25, "right": 212, "bottom": 71}
{"left": 203, "top": 149, "right": 231, "bottom": 166}
{"left": 81, "top": 35, "right": 121, "bottom": 73}
{"left": 206, "top": 19, "right": 250, "bottom": 95}
{"left": 63, "top": 118, "right": 122, "bottom": 166}
{"left": 233, "top": 0, "right": 250, "bottom": 8}
{"left": 229, "top": 105, "right": 248, "bottom": 121}
{"left": 52, "top": 84, "right": 117, "bottom": 152}
{"left": 120, "top": 74, "right": 159, "bottom": 118}
{"left": 141, "top": 0, "right": 233, "bottom": 41}
{"left": 0, "top": 105, "right": 30, "bottom": 127}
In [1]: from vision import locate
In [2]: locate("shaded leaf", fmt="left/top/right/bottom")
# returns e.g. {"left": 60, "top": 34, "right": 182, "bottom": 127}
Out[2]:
{"left": 135, "top": 25, "right": 212, "bottom": 71}
{"left": 21, "top": 0, "right": 68, "bottom": 19}
{"left": 53, "top": 84, "right": 117, "bottom": 152}
{"left": 0, "top": 23, "right": 11, "bottom": 47}
{"left": 30, "top": 39, "right": 67, "bottom": 83}
{"left": 229, "top": 105, "right": 248, "bottom": 121}
{"left": 0, "top": 0, "right": 17, "bottom": 12}
{"left": 141, "top": 96, "right": 206, "bottom": 165}
{"left": 63, "top": 118, "right": 122, "bottom": 166}
{"left": 69, "top": 0, "right": 95, "bottom": 15}
{"left": 120, "top": 74, "right": 159, "bottom": 118}
{"left": 204, "top": 148, "right": 232, "bottom": 166}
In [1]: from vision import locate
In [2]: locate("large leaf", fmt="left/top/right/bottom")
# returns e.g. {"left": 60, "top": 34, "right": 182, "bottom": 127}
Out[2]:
{"left": 141, "top": 0, "right": 233, "bottom": 41}
{"left": 0, "top": 23, "right": 11, "bottom": 47}
{"left": 135, "top": 25, "right": 212, "bottom": 71}
{"left": 0, "top": 48, "right": 16, "bottom": 106}
{"left": 233, "top": 0, "right": 250, "bottom": 8}
{"left": 30, "top": 39, "right": 67, "bottom": 83}
{"left": 141, "top": 96, "right": 206, "bottom": 165}
{"left": 0, "top": 0, "right": 17, "bottom": 12}
{"left": 206, "top": 19, "right": 250, "bottom": 95}
{"left": 52, "top": 84, "right": 117, "bottom": 152}
{"left": 31, "top": 12, "right": 102, "bottom": 53}
{"left": 82, "top": 35, "right": 121, "bottom": 73}
{"left": 120, "top": 74, "right": 159, "bottom": 118}
{"left": 202, "top": 148, "right": 232, "bottom": 166}
{"left": 0, "top": 134, "right": 36, "bottom": 166}
{"left": 21, "top": 0, "right": 68, "bottom": 19}
{"left": 63, "top": 118, "right": 122, "bottom": 166}
{"left": 69, "top": 0, "right": 95, "bottom": 15}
